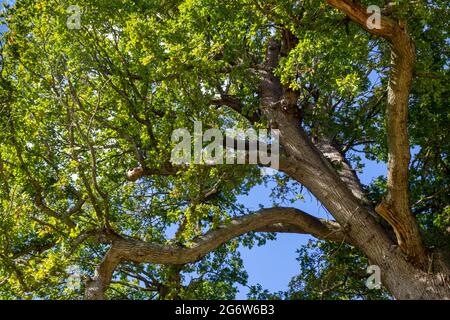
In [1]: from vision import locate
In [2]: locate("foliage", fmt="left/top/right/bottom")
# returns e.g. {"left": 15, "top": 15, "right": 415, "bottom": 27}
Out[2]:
{"left": 0, "top": 0, "right": 448, "bottom": 299}
{"left": 248, "top": 240, "right": 390, "bottom": 300}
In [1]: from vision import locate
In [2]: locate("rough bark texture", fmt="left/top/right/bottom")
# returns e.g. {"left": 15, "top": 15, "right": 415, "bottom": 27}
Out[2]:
{"left": 327, "top": 0, "right": 426, "bottom": 267}
{"left": 84, "top": 0, "right": 450, "bottom": 300}
{"left": 84, "top": 208, "right": 347, "bottom": 299}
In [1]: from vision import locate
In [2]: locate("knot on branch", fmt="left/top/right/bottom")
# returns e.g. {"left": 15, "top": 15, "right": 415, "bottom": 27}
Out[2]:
{"left": 126, "top": 167, "right": 144, "bottom": 181}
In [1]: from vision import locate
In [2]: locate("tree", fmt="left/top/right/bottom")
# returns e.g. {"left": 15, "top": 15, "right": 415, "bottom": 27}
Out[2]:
{"left": 0, "top": 0, "right": 448, "bottom": 300}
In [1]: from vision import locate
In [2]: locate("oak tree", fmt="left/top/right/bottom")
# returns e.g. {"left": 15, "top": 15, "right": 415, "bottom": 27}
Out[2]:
{"left": 0, "top": 0, "right": 449, "bottom": 299}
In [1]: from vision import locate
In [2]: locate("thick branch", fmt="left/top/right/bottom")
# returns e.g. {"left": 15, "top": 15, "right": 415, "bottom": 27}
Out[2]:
{"left": 326, "top": 0, "right": 396, "bottom": 38}
{"left": 84, "top": 207, "right": 348, "bottom": 299}
{"left": 126, "top": 136, "right": 284, "bottom": 181}
{"left": 326, "top": 0, "right": 426, "bottom": 266}
{"left": 315, "top": 138, "right": 370, "bottom": 206}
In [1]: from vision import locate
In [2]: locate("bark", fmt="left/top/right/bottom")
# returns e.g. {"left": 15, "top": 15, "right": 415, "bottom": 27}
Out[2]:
{"left": 84, "top": 207, "right": 347, "bottom": 299}
{"left": 326, "top": 0, "right": 426, "bottom": 268}
{"left": 84, "top": 0, "right": 449, "bottom": 301}
{"left": 251, "top": 7, "right": 448, "bottom": 298}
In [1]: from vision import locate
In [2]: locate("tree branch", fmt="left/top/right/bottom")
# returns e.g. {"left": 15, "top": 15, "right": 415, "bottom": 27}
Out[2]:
{"left": 125, "top": 136, "right": 284, "bottom": 182}
{"left": 210, "top": 95, "right": 261, "bottom": 123}
{"left": 84, "top": 207, "right": 348, "bottom": 299}
{"left": 326, "top": 0, "right": 427, "bottom": 265}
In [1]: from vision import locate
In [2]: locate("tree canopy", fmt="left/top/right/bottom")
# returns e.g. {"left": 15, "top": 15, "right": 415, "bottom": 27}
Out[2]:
{"left": 0, "top": 0, "right": 448, "bottom": 300}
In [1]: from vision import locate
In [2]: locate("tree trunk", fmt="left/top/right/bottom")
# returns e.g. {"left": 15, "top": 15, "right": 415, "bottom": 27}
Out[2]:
{"left": 279, "top": 132, "right": 450, "bottom": 299}
{"left": 378, "top": 249, "right": 450, "bottom": 299}
{"left": 83, "top": 1, "right": 450, "bottom": 300}
{"left": 260, "top": 35, "right": 450, "bottom": 300}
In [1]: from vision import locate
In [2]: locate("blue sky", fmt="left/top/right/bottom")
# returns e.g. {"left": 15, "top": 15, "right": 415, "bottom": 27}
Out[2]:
{"left": 234, "top": 157, "right": 387, "bottom": 299}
